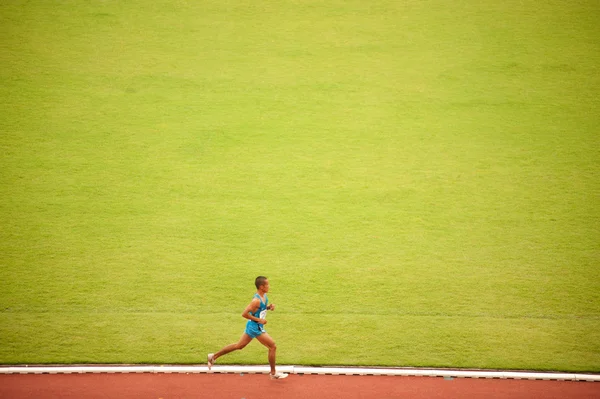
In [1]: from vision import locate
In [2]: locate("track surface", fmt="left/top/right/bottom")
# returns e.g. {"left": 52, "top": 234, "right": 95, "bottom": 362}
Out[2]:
{"left": 2, "top": 373, "right": 599, "bottom": 399}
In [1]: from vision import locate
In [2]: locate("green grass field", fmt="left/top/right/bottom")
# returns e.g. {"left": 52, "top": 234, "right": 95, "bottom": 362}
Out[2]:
{"left": 1, "top": 0, "right": 599, "bottom": 372}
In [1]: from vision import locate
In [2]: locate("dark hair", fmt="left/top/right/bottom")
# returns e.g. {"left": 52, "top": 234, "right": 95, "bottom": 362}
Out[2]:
{"left": 255, "top": 276, "right": 268, "bottom": 289}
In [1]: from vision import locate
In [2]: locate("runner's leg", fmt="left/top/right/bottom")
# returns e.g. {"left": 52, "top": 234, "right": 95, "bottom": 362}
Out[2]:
{"left": 213, "top": 333, "right": 253, "bottom": 361}
{"left": 256, "top": 333, "right": 277, "bottom": 375}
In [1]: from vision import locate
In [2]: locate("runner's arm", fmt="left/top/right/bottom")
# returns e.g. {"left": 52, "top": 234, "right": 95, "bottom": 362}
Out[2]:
{"left": 242, "top": 298, "right": 265, "bottom": 324}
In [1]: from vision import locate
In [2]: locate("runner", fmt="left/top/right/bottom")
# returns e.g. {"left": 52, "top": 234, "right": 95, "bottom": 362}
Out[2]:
{"left": 208, "top": 276, "right": 288, "bottom": 379}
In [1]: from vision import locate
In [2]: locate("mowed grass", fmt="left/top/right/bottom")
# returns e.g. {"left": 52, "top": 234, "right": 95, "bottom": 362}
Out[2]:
{"left": 1, "top": 0, "right": 599, "bottom": 371}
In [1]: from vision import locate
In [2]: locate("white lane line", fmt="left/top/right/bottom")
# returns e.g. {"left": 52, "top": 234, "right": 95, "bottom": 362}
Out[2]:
{"left": 0, "top": 365, "right": 598, "bottom": 381}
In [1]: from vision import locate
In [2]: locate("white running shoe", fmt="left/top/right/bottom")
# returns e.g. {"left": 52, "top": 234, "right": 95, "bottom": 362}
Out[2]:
{"left": 270, "top": 372, "right": 289, "bottom": 380}
{"left": 207, "top": 353, "right": 215, "bottom": 370}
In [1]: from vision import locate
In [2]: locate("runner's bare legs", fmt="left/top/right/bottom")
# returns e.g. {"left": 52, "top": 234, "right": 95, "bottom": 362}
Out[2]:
{"left": 208, "top": 333, "right": 252, "bottom": 368}
{"left": 256, "top": 333, "right": 277, "bottom": 375}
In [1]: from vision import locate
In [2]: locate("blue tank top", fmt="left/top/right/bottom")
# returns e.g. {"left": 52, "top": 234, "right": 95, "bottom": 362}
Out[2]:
{"left": 248, "top": 293, "right": 268, "bottom": 326}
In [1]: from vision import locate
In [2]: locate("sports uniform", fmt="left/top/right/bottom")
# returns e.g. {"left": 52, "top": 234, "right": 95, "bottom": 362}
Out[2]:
{"left": 245, "top": 293, "right": 268, "bottom": 338}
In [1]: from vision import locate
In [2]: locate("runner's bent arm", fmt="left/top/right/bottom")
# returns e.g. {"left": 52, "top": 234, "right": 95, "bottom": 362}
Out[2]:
{"left": 242, "top": 298, "right": 266, "bottom": 325}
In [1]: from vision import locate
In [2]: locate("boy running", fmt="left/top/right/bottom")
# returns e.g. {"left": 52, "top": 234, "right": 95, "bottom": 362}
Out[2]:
{"left": 207, "top": 276, "right": 288, "bottom": 379}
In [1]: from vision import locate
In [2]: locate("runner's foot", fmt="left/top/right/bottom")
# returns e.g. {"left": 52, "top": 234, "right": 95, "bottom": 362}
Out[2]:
{"left": 270, "top": 372, "right": 288, "bottom": 379}
{"left": 207, "top": 353, "right": 215, "bottom": 370}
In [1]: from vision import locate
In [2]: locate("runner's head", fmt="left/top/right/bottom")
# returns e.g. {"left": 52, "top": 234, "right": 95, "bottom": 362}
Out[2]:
{"left": 255, "top": 276, "right": 268, "bottom": 290}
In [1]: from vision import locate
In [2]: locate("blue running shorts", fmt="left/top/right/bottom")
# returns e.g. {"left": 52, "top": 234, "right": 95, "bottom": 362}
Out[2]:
{"left": 245, "top": 321, "right": 265, "bottom": 338}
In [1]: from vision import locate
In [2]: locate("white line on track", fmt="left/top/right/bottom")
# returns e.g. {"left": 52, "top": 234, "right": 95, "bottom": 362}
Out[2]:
{"left": 1, "top": 365, "right": 599, "bottom": 382}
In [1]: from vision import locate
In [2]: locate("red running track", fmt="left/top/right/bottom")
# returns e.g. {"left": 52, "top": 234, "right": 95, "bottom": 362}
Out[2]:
{"left": 1, "top": 373, "right": 599, "bottom": 399}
